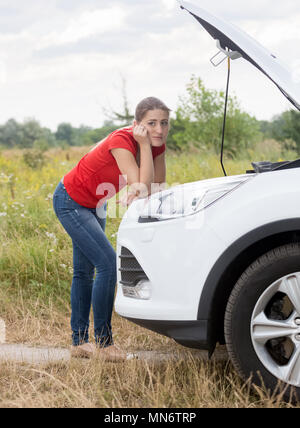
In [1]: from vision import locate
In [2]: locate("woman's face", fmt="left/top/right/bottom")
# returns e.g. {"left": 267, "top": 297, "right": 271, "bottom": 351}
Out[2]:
{"left": 134, "top": 109, "right": 170, "bottom": 147}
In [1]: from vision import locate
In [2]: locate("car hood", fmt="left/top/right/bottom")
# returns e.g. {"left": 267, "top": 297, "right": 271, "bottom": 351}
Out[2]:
{"left": 178, "top": 1, "right": 300, "bottom": 111}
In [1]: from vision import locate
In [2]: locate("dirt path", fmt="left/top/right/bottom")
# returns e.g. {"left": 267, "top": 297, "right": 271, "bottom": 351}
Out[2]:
{"left": 0, "top": 343, "right": 228, "bottom": 365}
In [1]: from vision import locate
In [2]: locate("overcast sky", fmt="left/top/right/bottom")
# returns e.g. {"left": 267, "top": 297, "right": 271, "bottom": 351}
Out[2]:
{"left": 0, "top": 0, "right": 299, "bottom": 131}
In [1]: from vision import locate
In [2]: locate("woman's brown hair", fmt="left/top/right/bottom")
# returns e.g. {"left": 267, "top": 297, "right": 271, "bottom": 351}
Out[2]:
{"left": 135, "top": 97, "right": 171, "bottom": 123}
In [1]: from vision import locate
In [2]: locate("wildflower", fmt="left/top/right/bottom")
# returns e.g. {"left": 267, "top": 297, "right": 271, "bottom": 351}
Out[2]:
{"left": 0, "top": 212, "right": 7, "bottom": 217}
{"left": 0, "top": 172, "right": 13, "bottom": 184}
{"left": 45, "top": 231, "right": 56, "bottom": 239}
{"left": 60, "top": 263, "right": 67, "bottom": 269}
{"left": 45, "top": 231, "right": 58, "bottom": 246}
{"left": 11, "top": 202, "right": 24, "bottom": 210}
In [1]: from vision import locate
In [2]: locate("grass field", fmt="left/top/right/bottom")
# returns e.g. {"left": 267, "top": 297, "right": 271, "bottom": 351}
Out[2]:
{"left": 0, "top": 143, "right": 298, "bottom": 408}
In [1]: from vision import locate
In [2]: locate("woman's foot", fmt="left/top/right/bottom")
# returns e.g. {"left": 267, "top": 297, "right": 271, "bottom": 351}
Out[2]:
{"left": 96, "top": 344, "right": 128, "bottom": 362}
{"left": 70, "top": 342, "right": 96, "bottom": 358}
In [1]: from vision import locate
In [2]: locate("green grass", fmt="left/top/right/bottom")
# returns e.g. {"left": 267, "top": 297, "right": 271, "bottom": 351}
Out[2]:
{"left": 0, "top": 144, "right": 298, "bottom": 408}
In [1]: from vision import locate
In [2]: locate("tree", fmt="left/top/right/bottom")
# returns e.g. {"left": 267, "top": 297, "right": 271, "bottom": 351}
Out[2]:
{"left": 169, "top": 75, "right": 261, "bottom": 156}
{"left": 0, "top": 119, "right": 23, "bottom": 148}
{"left": 20, "top": 118, "right": 45, "bottom": 148}
{"left": 269, "top": 110, "right": 300, "bottom": 152}
{"left": 102, "top": 76, "right": 134, "bottom": 126}
{"left": 55, "top": 123, "right": 75, "bottom": 146}
{"left": 40, "top": 127, "right": 57, "bottom": 148}
{"left": 289, "top": 110, "right": 300, "bottom": 151}
{"left": 82, "top": 121, "right": 117, "bottom": 146}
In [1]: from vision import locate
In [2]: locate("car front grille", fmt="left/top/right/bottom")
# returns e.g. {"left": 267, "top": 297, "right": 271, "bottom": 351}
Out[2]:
{"left": 119, "top": 246, "right": 148, "bottom": 287}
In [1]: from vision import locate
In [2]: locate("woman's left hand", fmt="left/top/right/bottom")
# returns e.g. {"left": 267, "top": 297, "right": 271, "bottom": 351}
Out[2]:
{"left": 117, "top": 191, "right": 139, "bottom": 207}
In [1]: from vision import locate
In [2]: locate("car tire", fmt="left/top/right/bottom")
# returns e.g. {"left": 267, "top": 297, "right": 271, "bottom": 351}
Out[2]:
{"left": 224, "top": 243, "right": 300, "bottom": 402}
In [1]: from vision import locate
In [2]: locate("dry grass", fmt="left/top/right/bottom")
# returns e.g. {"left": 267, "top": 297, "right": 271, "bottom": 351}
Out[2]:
{"left": 0, "top": 146, "right": 299, "bottom": 408}
{"left": 0, "top": 358, "right": 266, "bottom": 408}
{"left": 0, "top": 296, "right": 298, "bottom": 408}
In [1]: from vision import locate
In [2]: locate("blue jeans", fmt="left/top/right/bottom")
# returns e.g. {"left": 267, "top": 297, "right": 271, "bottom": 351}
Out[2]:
{"left": 53, "top": 181, "right": 116, "bottom": 347}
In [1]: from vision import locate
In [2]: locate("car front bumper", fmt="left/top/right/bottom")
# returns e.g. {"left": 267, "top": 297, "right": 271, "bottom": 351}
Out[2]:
{"left": 114, "top": 198, "right": 227, "bottom": 349}
{"left": 121, "top": 317, "right": 211, "bottom": 350}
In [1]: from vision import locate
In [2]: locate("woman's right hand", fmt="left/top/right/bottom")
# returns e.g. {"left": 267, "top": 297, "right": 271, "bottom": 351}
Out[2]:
{"left": 133, "top": 124, "right": 151, "bottom": 147}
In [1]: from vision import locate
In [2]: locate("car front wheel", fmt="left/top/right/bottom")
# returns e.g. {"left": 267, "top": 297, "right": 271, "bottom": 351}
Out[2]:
{"left": 224, "top": 244, "right": 300, "bottom": 401}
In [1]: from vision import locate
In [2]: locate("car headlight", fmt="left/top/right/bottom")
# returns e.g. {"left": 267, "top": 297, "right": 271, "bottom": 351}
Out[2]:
{"left": 138, "top": 175, "right": 253, "bottom": 222}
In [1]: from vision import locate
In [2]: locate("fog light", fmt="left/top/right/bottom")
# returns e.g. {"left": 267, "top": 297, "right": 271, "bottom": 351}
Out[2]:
{"left": 122, "top": 280, "right": 151, "bottom": 300}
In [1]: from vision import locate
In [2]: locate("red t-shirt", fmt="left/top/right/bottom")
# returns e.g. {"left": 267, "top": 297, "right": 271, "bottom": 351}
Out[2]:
{"left": 63, "top": 126, "right": 166, "bottom": 208}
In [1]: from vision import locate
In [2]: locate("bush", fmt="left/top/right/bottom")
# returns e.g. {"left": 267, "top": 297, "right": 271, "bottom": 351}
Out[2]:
{"left": 23, "top": 149, "right": 47, "bottom": 169}
{"left": 168, "top": 75, "right": 261, "bottom": 156}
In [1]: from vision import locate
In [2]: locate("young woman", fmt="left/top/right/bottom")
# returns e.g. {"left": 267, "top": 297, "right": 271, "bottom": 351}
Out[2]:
{"left": 53, "top": 97, "right": 170, "bottom": 361}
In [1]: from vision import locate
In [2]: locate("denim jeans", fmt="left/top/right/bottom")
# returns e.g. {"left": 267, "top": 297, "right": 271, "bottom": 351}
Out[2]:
{"left": 53, "top": 181, "right": 116, "bottom": 347}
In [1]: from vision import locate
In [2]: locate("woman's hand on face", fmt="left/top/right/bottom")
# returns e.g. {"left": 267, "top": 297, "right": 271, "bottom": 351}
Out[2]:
{"left": 133, "top": 124, "right": 151, "bottom": 147}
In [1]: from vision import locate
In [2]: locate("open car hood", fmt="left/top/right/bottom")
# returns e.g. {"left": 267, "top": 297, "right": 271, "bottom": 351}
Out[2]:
{"left": 178, "top": 1, "right": 300, "bottom": 111}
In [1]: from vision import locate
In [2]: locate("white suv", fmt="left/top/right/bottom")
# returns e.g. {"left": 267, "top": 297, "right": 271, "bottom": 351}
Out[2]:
{"left": 115, "top": 1, "right": 300, "bottom": 400}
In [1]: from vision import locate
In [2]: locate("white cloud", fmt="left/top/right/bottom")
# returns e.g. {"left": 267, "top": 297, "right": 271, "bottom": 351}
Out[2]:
{"left": 37, "top": 6, "right": 127, "bottom": 49}
{"left": 161, "top": 0, "right": 178, "bottom": 12}
{"left": 184, "top": 0, "right": 300, "bottom": 20}
{"left": 0, "top": 60, "right": 7, "bottom": 84}
{"left": 243, "top": 16, "right": 300, "bottom": 47}
{"left": 0, "top": 0, "right": 299, "bottom": 130}
{"left": 0, "top": 29, "right": 30, "bottom": 43}
{"left": 292, "top": 59, "right": 300, "bottom": 84}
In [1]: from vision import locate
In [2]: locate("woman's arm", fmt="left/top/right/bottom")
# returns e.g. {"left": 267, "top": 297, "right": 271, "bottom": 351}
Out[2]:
{"left": 110, "top": 147, "right": 152, "bottom": 195}
{"left": 149, "top": 151, "right": 166, "bottom": 195}
{"left": 138, "top": 143, "right": 154, "bottom": 194}
{"left": 110, "top": 125, "right": 154, "bottom": 204}
{"left": 153, "top": 151, "right": 166, "bottom": 184}
{"left": 111, "top": 149, "right": 166, "bottom": 185}
{"left": 110, "top": 147, "right": 151, "bottom": 206}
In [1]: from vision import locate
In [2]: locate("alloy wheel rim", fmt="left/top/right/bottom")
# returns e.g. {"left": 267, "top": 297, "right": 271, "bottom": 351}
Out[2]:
{"left": 251, "top": 272, "right": 300, "bottom": 387}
